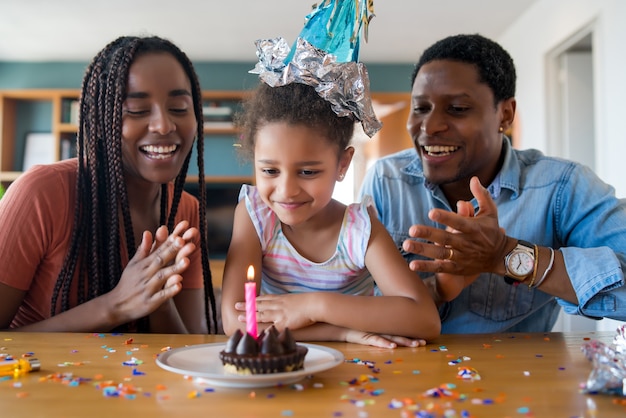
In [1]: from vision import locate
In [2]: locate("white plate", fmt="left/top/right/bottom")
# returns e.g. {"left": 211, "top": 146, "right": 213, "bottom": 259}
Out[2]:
{"left": 155, "top": 342, "right": 344, "bottom": 388}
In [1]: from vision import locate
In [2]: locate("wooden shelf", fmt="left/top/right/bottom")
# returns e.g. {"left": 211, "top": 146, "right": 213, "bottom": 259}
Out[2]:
{"left": 203, "top": 126, "right": 239, "bottom": 135}
{"left": 0, "top": 171, "right": 21, "bottom": 182}
{"left": 58, "top": 123, "right": 78, "bottom": 133}
{"left": 0, "top": 89, "right": 80, "bottom": 181}
{"left": 0, "top": 89, "right": 253, "bottom": 187}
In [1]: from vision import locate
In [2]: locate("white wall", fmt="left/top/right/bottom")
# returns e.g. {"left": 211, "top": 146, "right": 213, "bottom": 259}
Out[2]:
{"left": 499, "top": 0, "right": 626, "bottom": 197}
{"left": 499, "top": 0, "right": 625, "bottom": 332}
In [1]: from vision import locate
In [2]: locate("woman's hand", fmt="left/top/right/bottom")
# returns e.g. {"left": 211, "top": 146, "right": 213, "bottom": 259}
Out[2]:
{"left": 105, "top": 221, "right": 198, "bottom": 325}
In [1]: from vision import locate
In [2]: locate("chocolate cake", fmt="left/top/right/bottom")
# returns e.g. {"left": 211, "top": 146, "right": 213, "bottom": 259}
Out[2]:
{"left": 219, "top": 326, "right": 308, "bottom": 375}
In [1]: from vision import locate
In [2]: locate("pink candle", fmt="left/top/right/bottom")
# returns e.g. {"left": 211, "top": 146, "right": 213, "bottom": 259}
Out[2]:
{"left": 244, "top": 265, "right": 258, "bottom": 338}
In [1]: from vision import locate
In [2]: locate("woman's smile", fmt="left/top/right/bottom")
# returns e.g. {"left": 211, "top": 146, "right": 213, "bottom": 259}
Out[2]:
{"left": 139, "top": 144, "right": 179, "bottom": 160}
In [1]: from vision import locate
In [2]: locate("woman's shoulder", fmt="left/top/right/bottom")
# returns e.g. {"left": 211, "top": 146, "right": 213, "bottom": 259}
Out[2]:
{"left": 22, "top": 158, "right": 77, "bottom": 179}
{"left": 9, "top": 159, "right": 77, "bottom": 196}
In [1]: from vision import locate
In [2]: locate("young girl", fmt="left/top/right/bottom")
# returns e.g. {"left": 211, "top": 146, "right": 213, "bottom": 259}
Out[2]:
{"left": 221, "top": 82, "right": 440, "bottom": 348}
{"left": 0, "top": 36, "right": 218, "bottom": 333}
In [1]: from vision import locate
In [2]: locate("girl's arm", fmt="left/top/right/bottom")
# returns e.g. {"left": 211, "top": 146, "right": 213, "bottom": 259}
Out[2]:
{"left": 252, "top": 212, "right": 440, "bottom": 341}
{"left": 221, "top": 201, "right": 263, "bottom": 336}
{"left": 353, "top": 212, "right": 440, "bottom": 340}
{"left": 291, "top": 322, "right": 425, "bottom": 349}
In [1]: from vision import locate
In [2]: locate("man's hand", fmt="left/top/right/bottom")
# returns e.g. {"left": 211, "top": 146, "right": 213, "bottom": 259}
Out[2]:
{"left": 402, "top": 176, "right": 510, "bottom": 281}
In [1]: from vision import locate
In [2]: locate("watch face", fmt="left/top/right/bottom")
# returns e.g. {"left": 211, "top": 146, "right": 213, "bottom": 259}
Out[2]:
{"left": 508, "top": 251, "right": 534, "bottom": 276}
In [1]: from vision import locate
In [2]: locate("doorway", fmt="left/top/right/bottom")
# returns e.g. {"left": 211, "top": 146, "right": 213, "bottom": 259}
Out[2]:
{"left": 547, "top": 24, "right": 624, "bottom": 333}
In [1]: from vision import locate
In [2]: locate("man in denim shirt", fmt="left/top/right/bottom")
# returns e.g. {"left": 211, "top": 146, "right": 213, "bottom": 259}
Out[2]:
{"left": 360, "top": 34, "right": 626, "bottom": 333}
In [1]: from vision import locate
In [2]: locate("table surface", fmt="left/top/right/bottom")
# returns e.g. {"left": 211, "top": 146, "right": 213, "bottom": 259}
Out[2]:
{"left": 1, "top": 331, "right": 624, "bottom": 417}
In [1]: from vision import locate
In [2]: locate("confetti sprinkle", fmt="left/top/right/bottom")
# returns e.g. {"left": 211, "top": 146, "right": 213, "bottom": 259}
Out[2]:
{"left": 103, "top": 386, "right": 119, "bottom": 397}
{"left": 187, "top": 390, "right": 200, "bottom": 399}
{"left": 122, "top": 357, "right": 143, "bottom": 366}
{"left": 457, "top": 367, "right": 481, "bottom": 381}
{"left": 388, "top": 399, "right": 404, "bottom": 409}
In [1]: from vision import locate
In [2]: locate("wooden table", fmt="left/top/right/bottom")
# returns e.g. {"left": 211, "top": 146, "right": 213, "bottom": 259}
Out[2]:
{"left": 1, "top": 331, "right": 624, "bottom": 417}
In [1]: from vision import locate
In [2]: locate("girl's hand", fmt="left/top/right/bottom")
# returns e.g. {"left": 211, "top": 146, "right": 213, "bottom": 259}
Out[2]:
{"left": 105, "top": 221, "right": 198, "bottom": 325}
{"left": 235, "top": 293, "right": 316, "bottom": 331}
{"left": 344, "top": 329, "right": 427, "bottom": 349}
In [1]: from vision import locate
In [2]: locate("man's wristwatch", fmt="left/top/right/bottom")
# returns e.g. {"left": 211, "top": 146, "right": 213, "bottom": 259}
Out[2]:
{"left": 504, "top": 240, "right": 536, "bottom": 284}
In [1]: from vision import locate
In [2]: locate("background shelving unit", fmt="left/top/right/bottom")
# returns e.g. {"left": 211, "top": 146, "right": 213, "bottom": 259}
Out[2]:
{"left": 0, "top": 89, "right": 254, "bottom": 186}
{"left": 0, "top": 89, "right": 79, "bottom": 186}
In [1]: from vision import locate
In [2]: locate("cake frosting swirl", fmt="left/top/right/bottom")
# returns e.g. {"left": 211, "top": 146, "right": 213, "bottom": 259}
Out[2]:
{"left": 219, "top": 326, "right": 308, "bottom": 375}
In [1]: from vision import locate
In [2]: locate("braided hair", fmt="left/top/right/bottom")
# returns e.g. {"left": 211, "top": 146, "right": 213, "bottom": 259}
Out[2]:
{"left": 50, "top": 36, "right": 218, "bottom": 333}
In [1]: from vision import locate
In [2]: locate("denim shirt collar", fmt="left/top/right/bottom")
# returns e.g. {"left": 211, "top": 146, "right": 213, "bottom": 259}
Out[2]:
{"left": 401, "top": 137, "right": 522, "bottom": 202}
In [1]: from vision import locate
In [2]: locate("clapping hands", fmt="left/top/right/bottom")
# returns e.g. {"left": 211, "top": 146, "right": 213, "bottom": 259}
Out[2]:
{"left": 402, "top": 177, "right": 508, "bottom": 301}
{"left": 106, "top": 221, "right": 199, "bottom": 325}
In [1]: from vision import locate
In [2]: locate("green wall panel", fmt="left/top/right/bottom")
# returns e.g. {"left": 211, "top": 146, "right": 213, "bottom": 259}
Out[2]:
{"left": 0, "top": 62, "right": 414, "bottom": 92}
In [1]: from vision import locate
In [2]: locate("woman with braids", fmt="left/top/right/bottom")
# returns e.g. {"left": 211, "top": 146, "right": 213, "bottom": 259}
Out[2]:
{"left": 0, "top": 35, "right": 218, "bottom": 333}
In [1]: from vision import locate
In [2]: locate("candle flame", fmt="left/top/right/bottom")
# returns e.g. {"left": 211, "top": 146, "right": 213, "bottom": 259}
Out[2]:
{"left": 247, "top": 265, "right": 255, "bottom": 281}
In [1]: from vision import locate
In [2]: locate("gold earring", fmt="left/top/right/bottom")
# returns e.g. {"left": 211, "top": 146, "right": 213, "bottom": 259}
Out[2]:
{"left": 499, "top": 126, "right": 504, "bottom": 133}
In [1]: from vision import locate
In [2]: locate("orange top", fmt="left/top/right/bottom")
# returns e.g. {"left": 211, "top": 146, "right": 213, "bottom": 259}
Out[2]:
{"left": 0, "top": 159, "right": 202, "bottom": 328}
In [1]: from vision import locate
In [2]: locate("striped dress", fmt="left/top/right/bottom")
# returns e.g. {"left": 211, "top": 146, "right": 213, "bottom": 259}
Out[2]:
{"left": 240, "top": 184, "right": 374, "bottom": 296}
